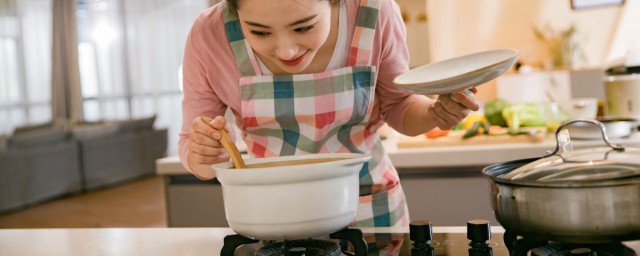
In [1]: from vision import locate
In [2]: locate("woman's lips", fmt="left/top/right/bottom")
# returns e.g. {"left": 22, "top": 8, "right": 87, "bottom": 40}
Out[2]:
{"left": 279, "top": 51, "right": 307, "bottom": 67}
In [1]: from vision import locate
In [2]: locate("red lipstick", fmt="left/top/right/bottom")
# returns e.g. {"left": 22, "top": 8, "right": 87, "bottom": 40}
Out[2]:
{"left": 279, "top": 52, "right": 307, "bottom": 67}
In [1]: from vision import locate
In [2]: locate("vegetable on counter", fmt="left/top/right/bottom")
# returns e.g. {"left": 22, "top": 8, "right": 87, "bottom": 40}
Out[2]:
{"left": 501, "top": 103, "right": 547, "bottom": 130}
{"left": 484, "top": 98, "right": 510, "bottom": 127}
{"left": 425, "top": 127, "right": 450, "bottom": 139}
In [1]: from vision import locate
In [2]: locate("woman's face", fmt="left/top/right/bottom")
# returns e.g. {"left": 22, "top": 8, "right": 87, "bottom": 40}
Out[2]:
{"left": 237, "top": 0, "right": 332, "bottom": 74}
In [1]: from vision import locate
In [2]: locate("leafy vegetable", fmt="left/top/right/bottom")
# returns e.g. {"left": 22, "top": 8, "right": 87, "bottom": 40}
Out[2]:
{"left": 502, "top": 103, "right": 547, "bottom": 130}
{"left": 484, "top": 98, "right": 510, "bottom": 127}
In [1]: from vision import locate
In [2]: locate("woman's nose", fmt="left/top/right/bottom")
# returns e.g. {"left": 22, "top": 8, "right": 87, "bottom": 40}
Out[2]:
{"left": 275, "top": 39, "right": 298, "bottom": 60}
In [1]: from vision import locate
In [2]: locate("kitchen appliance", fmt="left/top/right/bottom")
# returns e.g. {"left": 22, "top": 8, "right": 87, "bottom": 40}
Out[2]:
{"left": 482, "top": 119, "right": 640, "bottom": 243}
{"left": 212, "top": 153, "right": 370, "bottom": 241}
{"left": 563, "top": 117, "right": 638, "bottom": 139}
{"left": 220, "top": 219, "right": 640, "bottom": 256}
{"left": 605, "top": 65, "right": 640, "bottom": 119}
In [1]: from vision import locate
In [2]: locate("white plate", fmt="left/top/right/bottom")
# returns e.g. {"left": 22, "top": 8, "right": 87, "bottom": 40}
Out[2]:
{"left": 394, "top": 49, "right": 519, "bottom": 95}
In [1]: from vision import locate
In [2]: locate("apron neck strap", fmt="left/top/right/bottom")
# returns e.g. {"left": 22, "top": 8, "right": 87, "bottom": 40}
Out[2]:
{"left": 347, "top": 0, "right": 382, "bottom": 66}
{"left": 222, "top": 3, "right": 262, "bottom": 76}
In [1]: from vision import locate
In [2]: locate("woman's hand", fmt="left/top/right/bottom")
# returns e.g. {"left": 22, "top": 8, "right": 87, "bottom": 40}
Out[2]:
{"left": 428, "top": 88, "right": 480, "bottom": 130}
{"left": 187, "top": 116, "right": 231, "bottom": 171}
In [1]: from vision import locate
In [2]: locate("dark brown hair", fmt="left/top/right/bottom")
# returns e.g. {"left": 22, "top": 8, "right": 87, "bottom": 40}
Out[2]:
{"left": 227, "top": 0, "right": 342, "bottom": 14}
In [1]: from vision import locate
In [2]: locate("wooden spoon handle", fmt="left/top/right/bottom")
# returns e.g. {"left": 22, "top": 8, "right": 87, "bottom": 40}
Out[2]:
{"left": 200, "top": 117, "right": 245, "bottom": 169}
{"left": 217, "top": 128, "right": 246, "bottom": 169}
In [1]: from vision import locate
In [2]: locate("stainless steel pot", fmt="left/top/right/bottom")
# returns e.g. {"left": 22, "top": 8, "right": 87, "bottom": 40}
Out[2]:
{"left": 482, "top": 120, "right": 640, "bottom": 243}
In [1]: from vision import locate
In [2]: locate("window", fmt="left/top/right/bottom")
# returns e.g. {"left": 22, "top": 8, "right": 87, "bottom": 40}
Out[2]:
{"left": 76, "top": 0, "right": 208, "bottom": 154}
{"left": 0, "top": 0, "right": 52, "bottom": 134}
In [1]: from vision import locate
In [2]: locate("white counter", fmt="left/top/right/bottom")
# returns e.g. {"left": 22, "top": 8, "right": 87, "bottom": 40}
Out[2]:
{"left": 0, "top": 227, "right": 504, "bottom": 256}
{"left": 156, "top": 133, "right": 640, "bottom": 175}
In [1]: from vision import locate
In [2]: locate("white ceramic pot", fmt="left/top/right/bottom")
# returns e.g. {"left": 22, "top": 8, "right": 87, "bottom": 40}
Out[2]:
{"left": 213, "top": 153, "right": 371, "bottom": 240}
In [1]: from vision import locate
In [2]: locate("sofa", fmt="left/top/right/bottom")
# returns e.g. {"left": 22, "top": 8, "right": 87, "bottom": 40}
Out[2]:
{"left": 0, "top": 116, "right": 168, "bottom": 214}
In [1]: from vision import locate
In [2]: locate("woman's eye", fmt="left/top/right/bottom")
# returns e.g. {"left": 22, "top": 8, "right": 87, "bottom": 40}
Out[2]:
{"left": 250, "top": 30, "right": 271, "bottom": 37}
{"left": 294, "top": 25, "right": 314, "bottom": 33}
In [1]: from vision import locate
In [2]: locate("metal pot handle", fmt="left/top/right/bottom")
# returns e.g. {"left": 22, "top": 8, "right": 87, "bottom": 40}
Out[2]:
{"left": 544, "top": 119, "right": 625, "bottom": 157}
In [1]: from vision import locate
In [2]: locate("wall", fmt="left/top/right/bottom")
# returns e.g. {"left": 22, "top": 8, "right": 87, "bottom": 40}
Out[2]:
{"left": 425, "top": 0, "right": 633, "bottom": 102}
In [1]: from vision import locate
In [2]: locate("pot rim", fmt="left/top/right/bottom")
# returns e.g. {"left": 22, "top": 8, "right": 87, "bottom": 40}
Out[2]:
{"left": 213, "top": 153, "right": 371, "bottom": 185}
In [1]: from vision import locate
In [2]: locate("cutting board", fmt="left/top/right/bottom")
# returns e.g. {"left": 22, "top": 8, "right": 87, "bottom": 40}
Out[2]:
{"left": 396, "top": 134, "right": 547, "bottom": 148}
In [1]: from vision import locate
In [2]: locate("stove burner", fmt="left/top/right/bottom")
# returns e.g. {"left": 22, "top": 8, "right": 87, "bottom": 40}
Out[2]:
{"left": 504, "top": 230, "right": 638, "bottom": 256}
{"left": 220, "top": 228, "right": 368, "bottom": 256}
{"left": 256, "top": 239, "right": 341, "bottom": 256}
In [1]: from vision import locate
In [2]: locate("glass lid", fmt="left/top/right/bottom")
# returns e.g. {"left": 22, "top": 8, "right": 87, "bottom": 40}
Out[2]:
{"left": 499, "top": 119, "right": 640, "bottom": 182}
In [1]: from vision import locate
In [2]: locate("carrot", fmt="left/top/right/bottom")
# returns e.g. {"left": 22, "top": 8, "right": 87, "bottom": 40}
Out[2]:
{"left": 425, "top": 127, "right": 450, "bottom": 139}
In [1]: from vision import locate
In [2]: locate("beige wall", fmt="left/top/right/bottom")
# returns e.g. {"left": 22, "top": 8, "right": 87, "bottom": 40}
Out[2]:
{"left": 427, "top": 0, "right": 625, "bottom": 67}
{"left": 425, "top": 0, "right": 634, "bottom": 102}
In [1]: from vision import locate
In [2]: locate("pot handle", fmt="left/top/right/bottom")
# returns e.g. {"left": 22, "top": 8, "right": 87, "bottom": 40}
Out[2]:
{"left": 544, "top": 119, "right": 625, "bottom": 157}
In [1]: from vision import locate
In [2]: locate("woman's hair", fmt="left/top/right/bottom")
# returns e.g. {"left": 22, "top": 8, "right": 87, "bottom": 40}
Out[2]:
{"left": 227, "top": 0, "right": 341, "bottom": 14}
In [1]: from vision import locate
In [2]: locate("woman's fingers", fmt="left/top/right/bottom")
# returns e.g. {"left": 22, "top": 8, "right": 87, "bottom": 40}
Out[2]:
{"left": 451, "top": 90, "right": 480, "bottom": 111}
{"left": 189, "top": 150, "right": 230, "bottom": 164}
{"left": 188, "top": 116, "right": 232, "bottom": 165}
{"left": 429, "top": 104, "right": 458, "bottom": 129}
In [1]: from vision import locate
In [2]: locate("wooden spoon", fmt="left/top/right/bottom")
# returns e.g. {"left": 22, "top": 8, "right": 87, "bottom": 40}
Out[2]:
{"left": 201, "top": 117, "right": 245, "bottom": 169}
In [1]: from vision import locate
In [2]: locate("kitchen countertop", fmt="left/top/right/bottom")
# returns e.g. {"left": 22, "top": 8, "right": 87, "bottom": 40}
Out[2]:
{"left": 0, "top": 227, "right": 501, "bottom": 256}
{"left": 156, "top": 133, "right": 640, "bottom": 175}
{"left": 3, "top": 227, "right": 639, "bottom": 255}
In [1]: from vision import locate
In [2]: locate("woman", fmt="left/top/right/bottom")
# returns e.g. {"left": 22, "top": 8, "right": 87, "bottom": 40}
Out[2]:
{"left": 179, "top": 0, "right": 479, "bottom": 228}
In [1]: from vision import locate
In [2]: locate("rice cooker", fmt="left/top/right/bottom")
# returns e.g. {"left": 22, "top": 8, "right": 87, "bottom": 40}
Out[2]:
{"left": 604, "top": 65, "right": 640, "bottom": 119}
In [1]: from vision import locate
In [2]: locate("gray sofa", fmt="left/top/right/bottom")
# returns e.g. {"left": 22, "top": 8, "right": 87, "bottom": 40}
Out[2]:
{"left": 0, "top": 116, "right": 168, "bottom": 214}
{"left": 0, "top": 130, "right": 82, "bottom": 213}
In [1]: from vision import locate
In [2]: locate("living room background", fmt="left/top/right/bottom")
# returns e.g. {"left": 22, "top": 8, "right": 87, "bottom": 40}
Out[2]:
{"left": 0, "top": 0, "right": 210, "bottom": 154}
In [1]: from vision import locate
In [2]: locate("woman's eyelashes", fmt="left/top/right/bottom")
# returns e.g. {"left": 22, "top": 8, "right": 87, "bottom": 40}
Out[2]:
{"left": 250, "top": 30, "right": 271, "bottom": 37}
{"left": 249, "top": 25, "right": 315, "bottom": 37}
{"left": 294, "top": 25, "right": 314, "bottom": 33}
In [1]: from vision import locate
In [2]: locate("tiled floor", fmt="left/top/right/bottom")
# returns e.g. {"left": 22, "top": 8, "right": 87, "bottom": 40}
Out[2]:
{"left": 0, "top": 175, "right": 167, "bottom": 228}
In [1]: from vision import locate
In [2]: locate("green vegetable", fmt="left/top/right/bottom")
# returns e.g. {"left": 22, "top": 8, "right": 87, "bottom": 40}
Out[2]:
{"left": 484, "top": 98, "right": 510, "bottom": 127}
{"left": 482, "top": 121, "right": 491, "bottom": 135}
{"left": 463, "top": 121, "right": 482, "bottom": 139}
{"left": 501, "top": 103, "right": 547, "bottom": 130}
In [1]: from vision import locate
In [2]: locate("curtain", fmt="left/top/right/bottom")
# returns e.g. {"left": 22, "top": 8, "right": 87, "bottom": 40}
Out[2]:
{"left": 76, "top": 0, "right": 207, "bottom": 154}
{"left": 0, "top": 0, "right": 52, "bottom": 134}
{"left": 51, "top": 0, "right": 83, "bottom": 121}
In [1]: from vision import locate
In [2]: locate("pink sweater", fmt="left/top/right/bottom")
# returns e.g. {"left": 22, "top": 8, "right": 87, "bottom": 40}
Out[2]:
{"left": 179, "top": 0, "right": 420, "bottom": 173}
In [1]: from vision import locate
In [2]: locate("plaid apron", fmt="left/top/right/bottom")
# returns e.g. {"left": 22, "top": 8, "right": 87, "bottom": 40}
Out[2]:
{"left": 222, "top": 0, "right": 409, "bottom": 228}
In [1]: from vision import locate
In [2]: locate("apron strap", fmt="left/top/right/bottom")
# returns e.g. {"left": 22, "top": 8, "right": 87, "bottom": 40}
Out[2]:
{"left": 221, "top": 3, "right": 262, "bottom": 76}
{"left": 348, "top": 0, "right": 382, "bottom": 67}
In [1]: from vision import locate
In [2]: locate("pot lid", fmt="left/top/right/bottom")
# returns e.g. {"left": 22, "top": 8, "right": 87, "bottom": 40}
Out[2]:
{"left": 500, "top": 119, "right": 640, "bottom": 182}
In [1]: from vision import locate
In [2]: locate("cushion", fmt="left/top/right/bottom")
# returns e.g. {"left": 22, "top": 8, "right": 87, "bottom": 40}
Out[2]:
{"left": 71, "top": 123, "right": 120, "bottom": 140}
{"left": 9, "top": 127, "right": 70, "bottom": 148}
{"left": 12, "top": 122, "right": 55, "bottom": 135}
{"left": 116, "top": 115, "right": 156, "bottom": 132}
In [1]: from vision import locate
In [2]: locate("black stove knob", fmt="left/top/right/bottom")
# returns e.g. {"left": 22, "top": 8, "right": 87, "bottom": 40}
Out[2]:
{"left": 570, "top": 248, "right": 594, "bottom": 256}
{"left": 410, "top": 220, "right": 433, "bottom": 243}
{"left": 467, "top": 219, "right": 491, "bottom": 244}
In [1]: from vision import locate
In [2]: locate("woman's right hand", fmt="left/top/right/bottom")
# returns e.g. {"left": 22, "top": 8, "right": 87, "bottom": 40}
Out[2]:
{"left": 187, "top": 116, "right": 231, "bottom": 169}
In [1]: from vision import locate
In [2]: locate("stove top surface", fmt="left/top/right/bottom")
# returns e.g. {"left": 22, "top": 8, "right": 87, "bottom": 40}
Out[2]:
{"left": 230, "top": 229, "right": 640, "bottom": 256}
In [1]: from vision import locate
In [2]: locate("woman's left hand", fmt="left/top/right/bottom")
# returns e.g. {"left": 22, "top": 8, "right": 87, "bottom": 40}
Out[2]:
{"left": 428, "top": 88, "right": 480, "bottom": 130}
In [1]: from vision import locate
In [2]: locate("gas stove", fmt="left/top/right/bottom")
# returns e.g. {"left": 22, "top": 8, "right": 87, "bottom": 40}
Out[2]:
{"left": 221, "top": 220, "right": 640, "bottom": 256}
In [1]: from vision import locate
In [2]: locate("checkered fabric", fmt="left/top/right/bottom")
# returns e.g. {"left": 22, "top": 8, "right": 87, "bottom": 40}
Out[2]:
{"left": 222, "top": 0, "right": 408, "bottom": 228}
